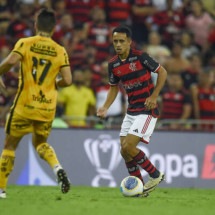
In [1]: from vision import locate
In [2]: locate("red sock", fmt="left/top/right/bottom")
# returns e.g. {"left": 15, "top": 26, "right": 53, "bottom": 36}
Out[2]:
{"left": 125, "top": 160, "right": 144, "bottom": 184}
{"left": 133, "top": 150, "right": 160, "bottom": 178}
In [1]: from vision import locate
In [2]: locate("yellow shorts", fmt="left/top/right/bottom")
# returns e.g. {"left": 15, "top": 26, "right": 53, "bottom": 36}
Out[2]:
{"left": 5, "top": 111, "right": 53, "bottom": 138}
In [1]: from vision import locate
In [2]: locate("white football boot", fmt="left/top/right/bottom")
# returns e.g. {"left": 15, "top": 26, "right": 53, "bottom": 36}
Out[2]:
{"left": 143, "top": 172, "right": 165, "bottom": 193}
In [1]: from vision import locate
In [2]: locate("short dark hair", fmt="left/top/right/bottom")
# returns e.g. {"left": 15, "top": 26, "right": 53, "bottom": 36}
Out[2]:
{"left": 36, "top": 8, "right": 56, "bottom": 33}
{"left": 112, "top": 25, "right": 132, "bottom": 38}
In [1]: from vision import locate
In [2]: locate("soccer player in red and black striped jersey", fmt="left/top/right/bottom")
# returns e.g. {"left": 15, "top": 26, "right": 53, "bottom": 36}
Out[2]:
{"left": 97, "top": 25, "right": 167, "bottom": 195}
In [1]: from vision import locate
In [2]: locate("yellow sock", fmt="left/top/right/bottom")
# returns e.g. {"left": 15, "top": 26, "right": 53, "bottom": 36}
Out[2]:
{"left": 36, "top": 143, "right": 60, "bottom": 168}
{"left": 0, "top": 149, "right": 15, "bottom": 190}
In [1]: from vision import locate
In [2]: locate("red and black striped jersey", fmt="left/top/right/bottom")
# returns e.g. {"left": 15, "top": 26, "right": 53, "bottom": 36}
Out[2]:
{"left": 108, "top": 49, "right": 160, "bottom": 116}
{"left": 69, "top": 41, "right": 86, "bottom": 69}
{"left": 65, "top": 0, "right": 104, "bottom": 23}
{"left": 131, "top": 0, "right": 154, "bottom": 23}
{"left": 106, "top": 0, "right": 131, "bottom": 27}
{"left": 160, "top": 90, "right": 192, "bottom": 119}
{"left": 87, "top": 22, "right": 112, "bottom": 62}
{"left": 153, "top": 10, "right": 185, "bottom": 28}
{"left": 198, "top": 87, "right": 215, "bottom": 119}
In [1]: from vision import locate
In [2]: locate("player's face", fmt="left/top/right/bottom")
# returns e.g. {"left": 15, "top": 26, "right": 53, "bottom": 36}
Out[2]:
{"left": 112, "top": 32, "right": 131, "bottom": 57}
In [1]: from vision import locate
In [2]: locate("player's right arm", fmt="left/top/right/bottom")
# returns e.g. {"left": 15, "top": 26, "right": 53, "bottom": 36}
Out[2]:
{"left": 0, "top": 52, "right": 21, "bottom": 89}
{"left": 0, "top": 52, "right": 21, "bottom": 75}
{"left": 97, "top": 85, "right": 119, "bottom": 118}
{"left": 56, "top": 66, "right": 72, "bottom": 88}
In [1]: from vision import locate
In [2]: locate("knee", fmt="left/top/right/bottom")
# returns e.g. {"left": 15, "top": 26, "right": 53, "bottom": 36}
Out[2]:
{"left": 120, "top": 141, "right": 133, "bottom": 156}
{"left": 32, "top": 133, "right": 48, "bottom": 148}
{"left": 120, "top": 146, "right": 127, "bottom": 157}
{"left": 3, "top": 144, "right": 16, "bottom": 151}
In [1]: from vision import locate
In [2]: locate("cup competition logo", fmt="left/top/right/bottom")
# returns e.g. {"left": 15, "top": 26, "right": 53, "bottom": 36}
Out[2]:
{"left": 84, "top": 134, "right": 122, "bottom": 187}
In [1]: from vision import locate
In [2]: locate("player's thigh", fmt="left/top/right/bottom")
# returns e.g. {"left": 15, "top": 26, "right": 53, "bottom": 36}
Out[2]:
{"left": 120, "top": 114, "right": 141, "bottom": 148}
{"left": 32, "top": 120, "right": 52, "bottom": 147}
{"left": 5, "top": 111, "right": 33, "bottom": 138}
{"left": 120, "top": 136, "right": 126, "bottom": 146}
{"left": 128, "top": 115, "right": 157, "bottom": 144}
{"left": 125, "top": 134, "right": 141, "bottom": 148}
{"left": 4, "top": 134, "right": 23, "bottom": 150}
{"left": 120, "top": 114, "right": 134, "bottom": 138}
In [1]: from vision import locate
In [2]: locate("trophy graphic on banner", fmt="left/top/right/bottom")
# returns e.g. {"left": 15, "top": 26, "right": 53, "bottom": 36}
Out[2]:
{"left": 84, "top": 134, "right": 122, "bottom": 187}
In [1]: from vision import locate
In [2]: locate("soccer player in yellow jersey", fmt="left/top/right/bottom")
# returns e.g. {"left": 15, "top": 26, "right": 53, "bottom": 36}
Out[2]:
{"left": 0, "top": 8, "right": 72, "bottom": 198}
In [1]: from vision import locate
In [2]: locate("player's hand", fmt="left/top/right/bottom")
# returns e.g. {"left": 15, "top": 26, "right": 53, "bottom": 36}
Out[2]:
{"left": 0, "top": 77, "right": 6, "bottom": 89}
{"left": 144, "top": 96, "right": 157, "bottom": 110}
{"left": 97, "top": 107, "right": 108, "bottom": 119}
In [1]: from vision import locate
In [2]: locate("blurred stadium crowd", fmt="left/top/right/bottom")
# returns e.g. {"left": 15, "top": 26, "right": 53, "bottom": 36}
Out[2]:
{"left": 0, "top": 0, "right": 214, "bottom": 131}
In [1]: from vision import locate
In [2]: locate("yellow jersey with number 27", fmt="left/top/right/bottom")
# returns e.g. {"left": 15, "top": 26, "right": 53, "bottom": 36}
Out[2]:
{"left": 11, "top": 35, "right": 70, "bottom": 121}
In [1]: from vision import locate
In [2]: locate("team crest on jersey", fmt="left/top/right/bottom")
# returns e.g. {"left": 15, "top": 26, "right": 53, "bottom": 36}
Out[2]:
{"left": 129, "top": 62, "right": 137, "bottom": 71}
{"left": 117, "top": 70, "right": 121, "bottom": 75}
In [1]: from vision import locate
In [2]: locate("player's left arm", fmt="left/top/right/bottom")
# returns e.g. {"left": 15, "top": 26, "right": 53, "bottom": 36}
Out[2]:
{"left": 140, "top": 52, "right": 167, "bottom": 110}
{"left": 145, "top": 66, "right": 167, "bottom": 110}
{"left": 151, "top": 66, "right": 167, "bottom": 98}
{"left": 0, "top": 52, "right": 21, "bottom": 89}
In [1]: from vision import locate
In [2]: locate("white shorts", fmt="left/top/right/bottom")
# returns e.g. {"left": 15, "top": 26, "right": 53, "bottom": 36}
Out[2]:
{"left": 120, "top": 114, "right": 157, "bottom": 144}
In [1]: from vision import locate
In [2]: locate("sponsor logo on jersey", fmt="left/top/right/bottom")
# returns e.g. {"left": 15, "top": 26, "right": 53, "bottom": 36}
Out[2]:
{"left": 143, "top": 59, "right": 154, "bottom": 70}
{"left": 123, "top": 80, "right": 142, "bottom": 90}
{"left": 32, "top": 90, "right": 52, "bottom": 104}
{"left": 30, "top": 43, "right": 57, "bottom": 56}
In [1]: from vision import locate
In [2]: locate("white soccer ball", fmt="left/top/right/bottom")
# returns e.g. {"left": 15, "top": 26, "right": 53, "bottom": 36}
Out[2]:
{"left": 120, "top": 176, "right": 144, "bottom": 197}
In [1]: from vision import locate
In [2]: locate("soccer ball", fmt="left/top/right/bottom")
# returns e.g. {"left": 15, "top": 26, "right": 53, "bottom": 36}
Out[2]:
{"left": 120, "top": 176, "right": 144, "bottom": 197}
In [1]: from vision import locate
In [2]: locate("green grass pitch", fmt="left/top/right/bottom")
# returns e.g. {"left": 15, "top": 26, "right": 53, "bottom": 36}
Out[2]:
{"left": 0, "top": 186, "right": 215, "bottom": 215}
